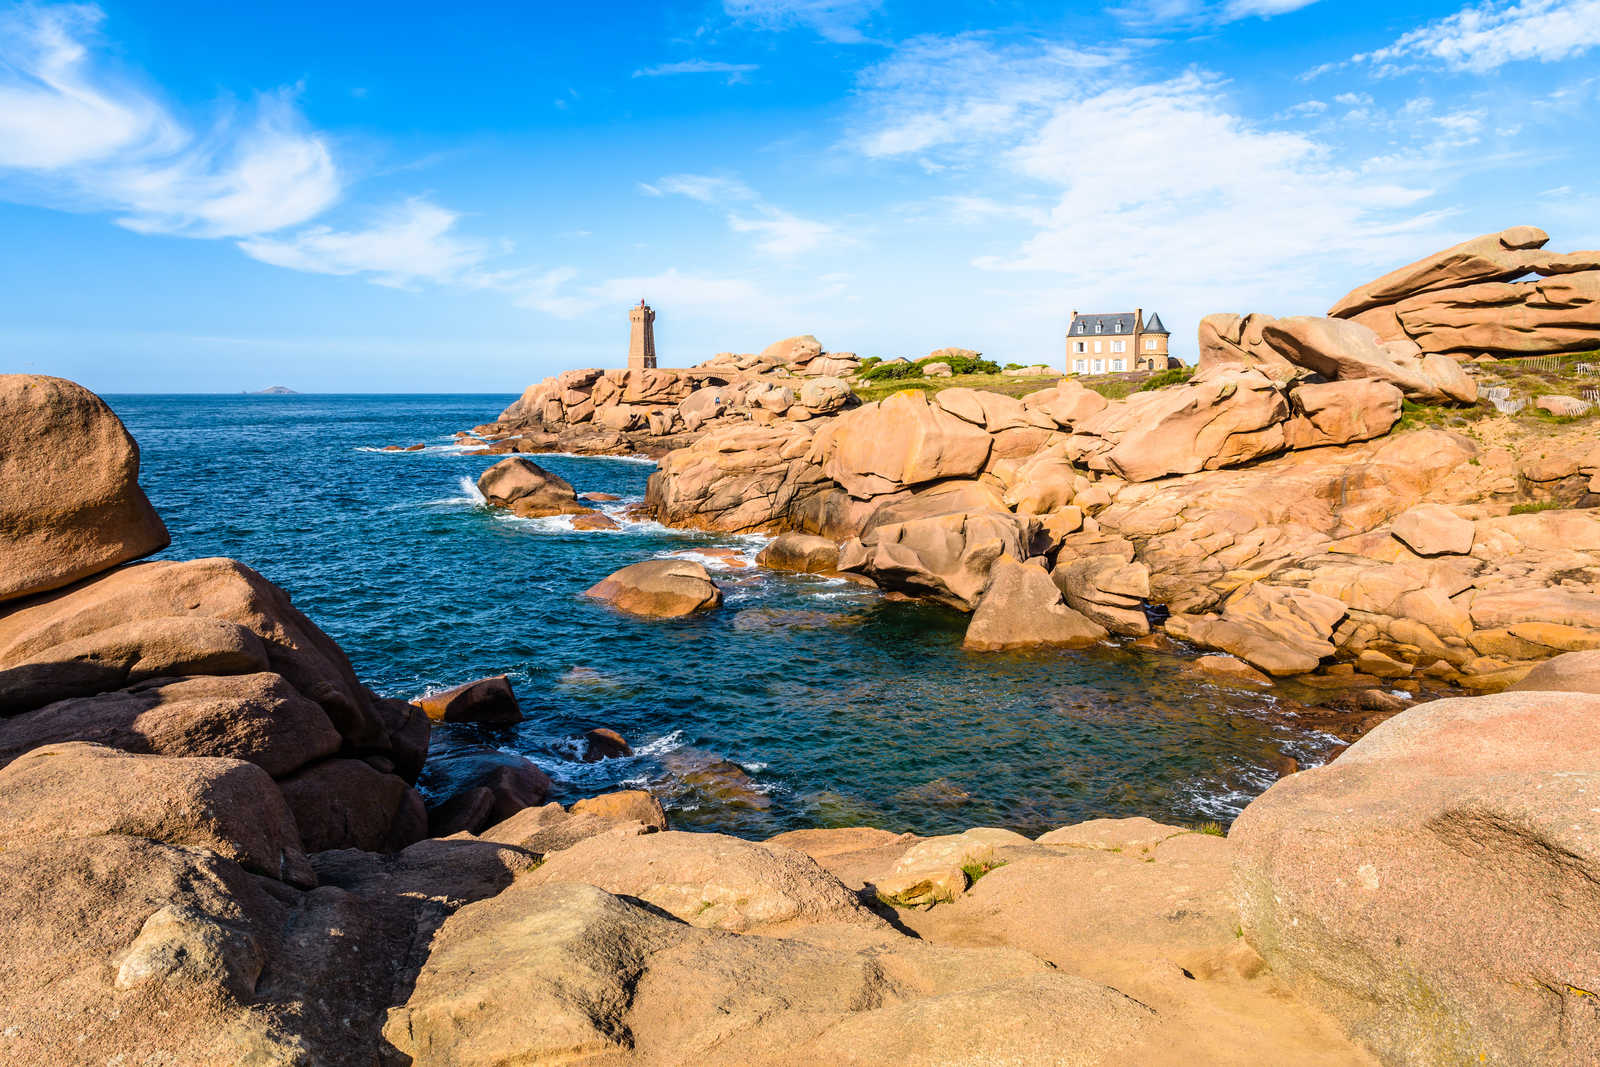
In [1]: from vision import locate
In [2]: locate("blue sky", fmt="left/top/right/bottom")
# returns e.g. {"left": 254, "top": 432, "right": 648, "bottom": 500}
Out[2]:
{"left": 2, "top": 0, "right": 1597, "bottom": 392}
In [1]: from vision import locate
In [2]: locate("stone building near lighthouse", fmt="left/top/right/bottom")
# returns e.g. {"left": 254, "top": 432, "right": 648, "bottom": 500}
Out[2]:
{"left": 628, "top": 301, "right": 658, "bottom": 370}
{"left": 1066, "top": 308, "right": 1171, "bottom": 375}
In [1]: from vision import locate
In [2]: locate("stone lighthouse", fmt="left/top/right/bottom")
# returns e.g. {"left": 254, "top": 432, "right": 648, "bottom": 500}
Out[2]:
{"left": 628, "top": 301, "right": 657, "bottom": 370}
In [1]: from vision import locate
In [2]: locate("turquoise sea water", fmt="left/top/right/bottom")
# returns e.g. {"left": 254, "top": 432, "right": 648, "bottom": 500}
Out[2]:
{"left": 109, "top": 393, "right": 1335, "bottom": 838}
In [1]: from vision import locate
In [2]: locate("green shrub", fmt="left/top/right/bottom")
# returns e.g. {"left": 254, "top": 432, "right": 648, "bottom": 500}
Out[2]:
{"left": 857, "top": 354, "right": 1002, "bottom": 381}
{"left": 858, "top": 360, "right": 920, "bottom": 381}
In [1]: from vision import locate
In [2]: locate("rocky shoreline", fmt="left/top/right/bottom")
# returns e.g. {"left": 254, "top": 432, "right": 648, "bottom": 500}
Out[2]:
{"left": 1, "top": 227, "right": 1598, "bottom": 1064}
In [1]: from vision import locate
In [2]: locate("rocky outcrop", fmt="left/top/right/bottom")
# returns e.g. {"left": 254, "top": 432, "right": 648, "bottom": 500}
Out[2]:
{"left": 1, "top": 374, "right": 170, "bottom": 604}
{"left": 818, "top": 390, "right": 993, "bottom": 498}
{"left": 1329, "top": 225, "right": 1554, "bottom": 317}
{"left": 1260, "top": 317, "right": 1475, "bottom": 404}
{"left": 585, "top": 559, "right": 724, "bottom": 617}
{"left": 645, "top": 421, "right": 832, "bottom": 533}
{"left": 481, "top": 337, "right": 864, "bottom": 459}
{"left": 1329, "top": 227, "right": 1600, "bottom": 358}
{"left": 838, "top": 482, "right": 1029, "bottom": 610}
{"left": 381, "top": 880, "right": 1159, "bottom": 1066}
{"left": 1232, "top": 687, "right": 1600, "bottom": 1065}
{"left": 1167, "top": 585, "right": 1347, "bottom": 677}
{"left": 1070, "top": 367, "right": 1290, "bottom": 482}
{"left": 1052, "top": 554, "right": 1151, "bottom": 636}
{"left": 476, "top": 457, "right": 586, "bottom": 517}
{"left": 963, "top": 555, "right": 1107, "bottom": 651}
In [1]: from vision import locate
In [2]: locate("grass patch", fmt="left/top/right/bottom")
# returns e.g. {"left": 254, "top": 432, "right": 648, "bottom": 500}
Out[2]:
{"left": 1193, "top": 821, "right": 1226, "bottom": 838}
{"left": 851, "top": 372, "right": 1059, "bottom": 404}
{"left": 1510, "top": 500, "right": 1565, "bottom": 515}
{"left": 961, "top": 859, "right": 1007, "bottom": 884}
{"left": 1138, "top": 365, "right": 1195, "bottom": 391}
{"left": 1083, "top": 378, "right": 1143, "bottom": 400}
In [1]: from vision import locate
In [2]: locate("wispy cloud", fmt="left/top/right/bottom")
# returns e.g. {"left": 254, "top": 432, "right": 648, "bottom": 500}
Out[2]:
{"left": 634, "top": 59, "right": 759, "bottom": 83}
{"left": 237, "top": 198, "right": 489, "bottom": 287}
{"left": 1352, "top": 0, "right": 1600, "bottom": 74}
{"left": 0, "top": 3, "right": 339, "bottom": 237}
{"left": 851, "top": 36, "right": 1453, "bottom": 313}
{"left": 644, "top": 173, "right": 844, "bottom": 255}
{"left": 1111, "top": 0, "right": 1321, "bottom": 30}
{"left": 850, "top": 34, "right": 1127, "bottom": 161}
{"left": 722, "top": 0, "right": 882, "bottom": 43}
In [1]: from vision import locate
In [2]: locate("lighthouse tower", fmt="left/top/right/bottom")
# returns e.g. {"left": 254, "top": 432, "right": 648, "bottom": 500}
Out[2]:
{"left": 628, "top": 301, "right": 657, "bottom": 370}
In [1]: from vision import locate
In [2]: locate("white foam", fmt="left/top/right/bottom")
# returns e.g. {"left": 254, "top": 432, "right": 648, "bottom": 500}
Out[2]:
{"left": 457, "top": 476, "right": 487, "bottom": 506}
{"left": 534, "top": 450, "right": 658, "bottom": 467}
{"left": 635, "top": 729, "right": 686, "bottom": 757}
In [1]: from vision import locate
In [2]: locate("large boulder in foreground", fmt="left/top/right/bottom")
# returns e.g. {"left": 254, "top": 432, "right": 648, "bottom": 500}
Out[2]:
{"left": 585, "top": 559, "right": 722, "bottom": 618}
{"left": 1232, "top": 690, "right": 1600, "bottom": 1066}
{"left": 527, "top": 830, "right": 882, "bottom": 933}
{"left": 476, "top": 457, "right": 583, "bottom": 517}
{"left": 383, "top": 880, "right": 1156, "bottom": 1066}
{"left": 0, "top": 374, "right": 169, "bottom": 604}
{"left": 0, "top": 742, "right": 313, "bottom": 886}
{"left": 0, "top": 558, "right": 395, "bottom": 752}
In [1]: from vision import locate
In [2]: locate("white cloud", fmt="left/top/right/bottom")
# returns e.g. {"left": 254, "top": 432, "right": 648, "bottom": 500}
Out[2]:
{"left": 852, "top": 41, "right": 1450, "bottom": 316}
{"left": 1111, "top": 0, "right": 1320, "bottom": 29}
{"left": 634, "top": 59, "right": 759, "bottom": 82}
{"left": 722, "top": 0, "right": 881, "bottom": 43}
{"left": 648, "top": 172, "right": 842, "bottom": 255}
{"left": 237, "top": 199, "right": 489, "bottom": 287}
{"left": 0, "top": 3, "right": 339, "bottom": 237}
{"left": 989, "top": 72, "right": 1433, "bottom": 283}
{"left": 851, "top": 35, "right": 1127, "bottom": 161}
{"left": 1354, "top": 0, "right": 1600, "bottom": 73}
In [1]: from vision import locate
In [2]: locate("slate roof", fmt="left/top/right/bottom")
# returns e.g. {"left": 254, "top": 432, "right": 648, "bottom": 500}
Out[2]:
{"left": 1068, "top": 312, "right": 1134, "bottom": 336}
{"left": 1067, "top": 311, "right": 1169, "bottom": 336}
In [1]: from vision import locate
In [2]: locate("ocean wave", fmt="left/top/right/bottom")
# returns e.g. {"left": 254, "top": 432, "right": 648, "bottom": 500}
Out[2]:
{"left": 532, "top": 451, "right": 658, "bottom": 467}
{"left": 354, "top": 442, "right": 479, "bottom": 456}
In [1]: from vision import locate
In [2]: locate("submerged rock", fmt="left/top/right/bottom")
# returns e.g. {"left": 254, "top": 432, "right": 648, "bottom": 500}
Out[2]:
{"left": 414, "top": 675, "right": 522, "bottom": 724}
{"left": 756, "top": 532, "right": 841, "bottom": 574}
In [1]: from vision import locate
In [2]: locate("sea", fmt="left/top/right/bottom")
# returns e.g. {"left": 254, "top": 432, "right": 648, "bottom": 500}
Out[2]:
{"left": 108, "top": 393, "right": 1340, "bottom": 838}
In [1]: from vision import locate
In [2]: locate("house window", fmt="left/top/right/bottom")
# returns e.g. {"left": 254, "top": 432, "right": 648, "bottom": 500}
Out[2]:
{"left": 1111, "top": 340, "right": 1125, "bottom": 353}
{"left": 1112, "top": 359, "right": 1125, "bottom": 372}
{"left": 1092, "top": 340, "right": 1102, "bottom": 353}
{"left": 1095, "top": 322, "right": 1103, "bottom": 333}
{"left": 1073, "top": 359, "right": 1087, "bottom": 374}
{"left": 1145, "top": 338, "right": 1158, "bottom": 351}
{"left": 1074, "top": 341, "right": 1086, "bottom": 354}
{"left": 1092, "top": 359, "right": 1104, "bottom": 373}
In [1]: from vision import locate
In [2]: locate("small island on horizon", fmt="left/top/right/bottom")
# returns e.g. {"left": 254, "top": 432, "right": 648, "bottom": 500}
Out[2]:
{"left": 246, "top": 385, "right": 299, "bottom": 395}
